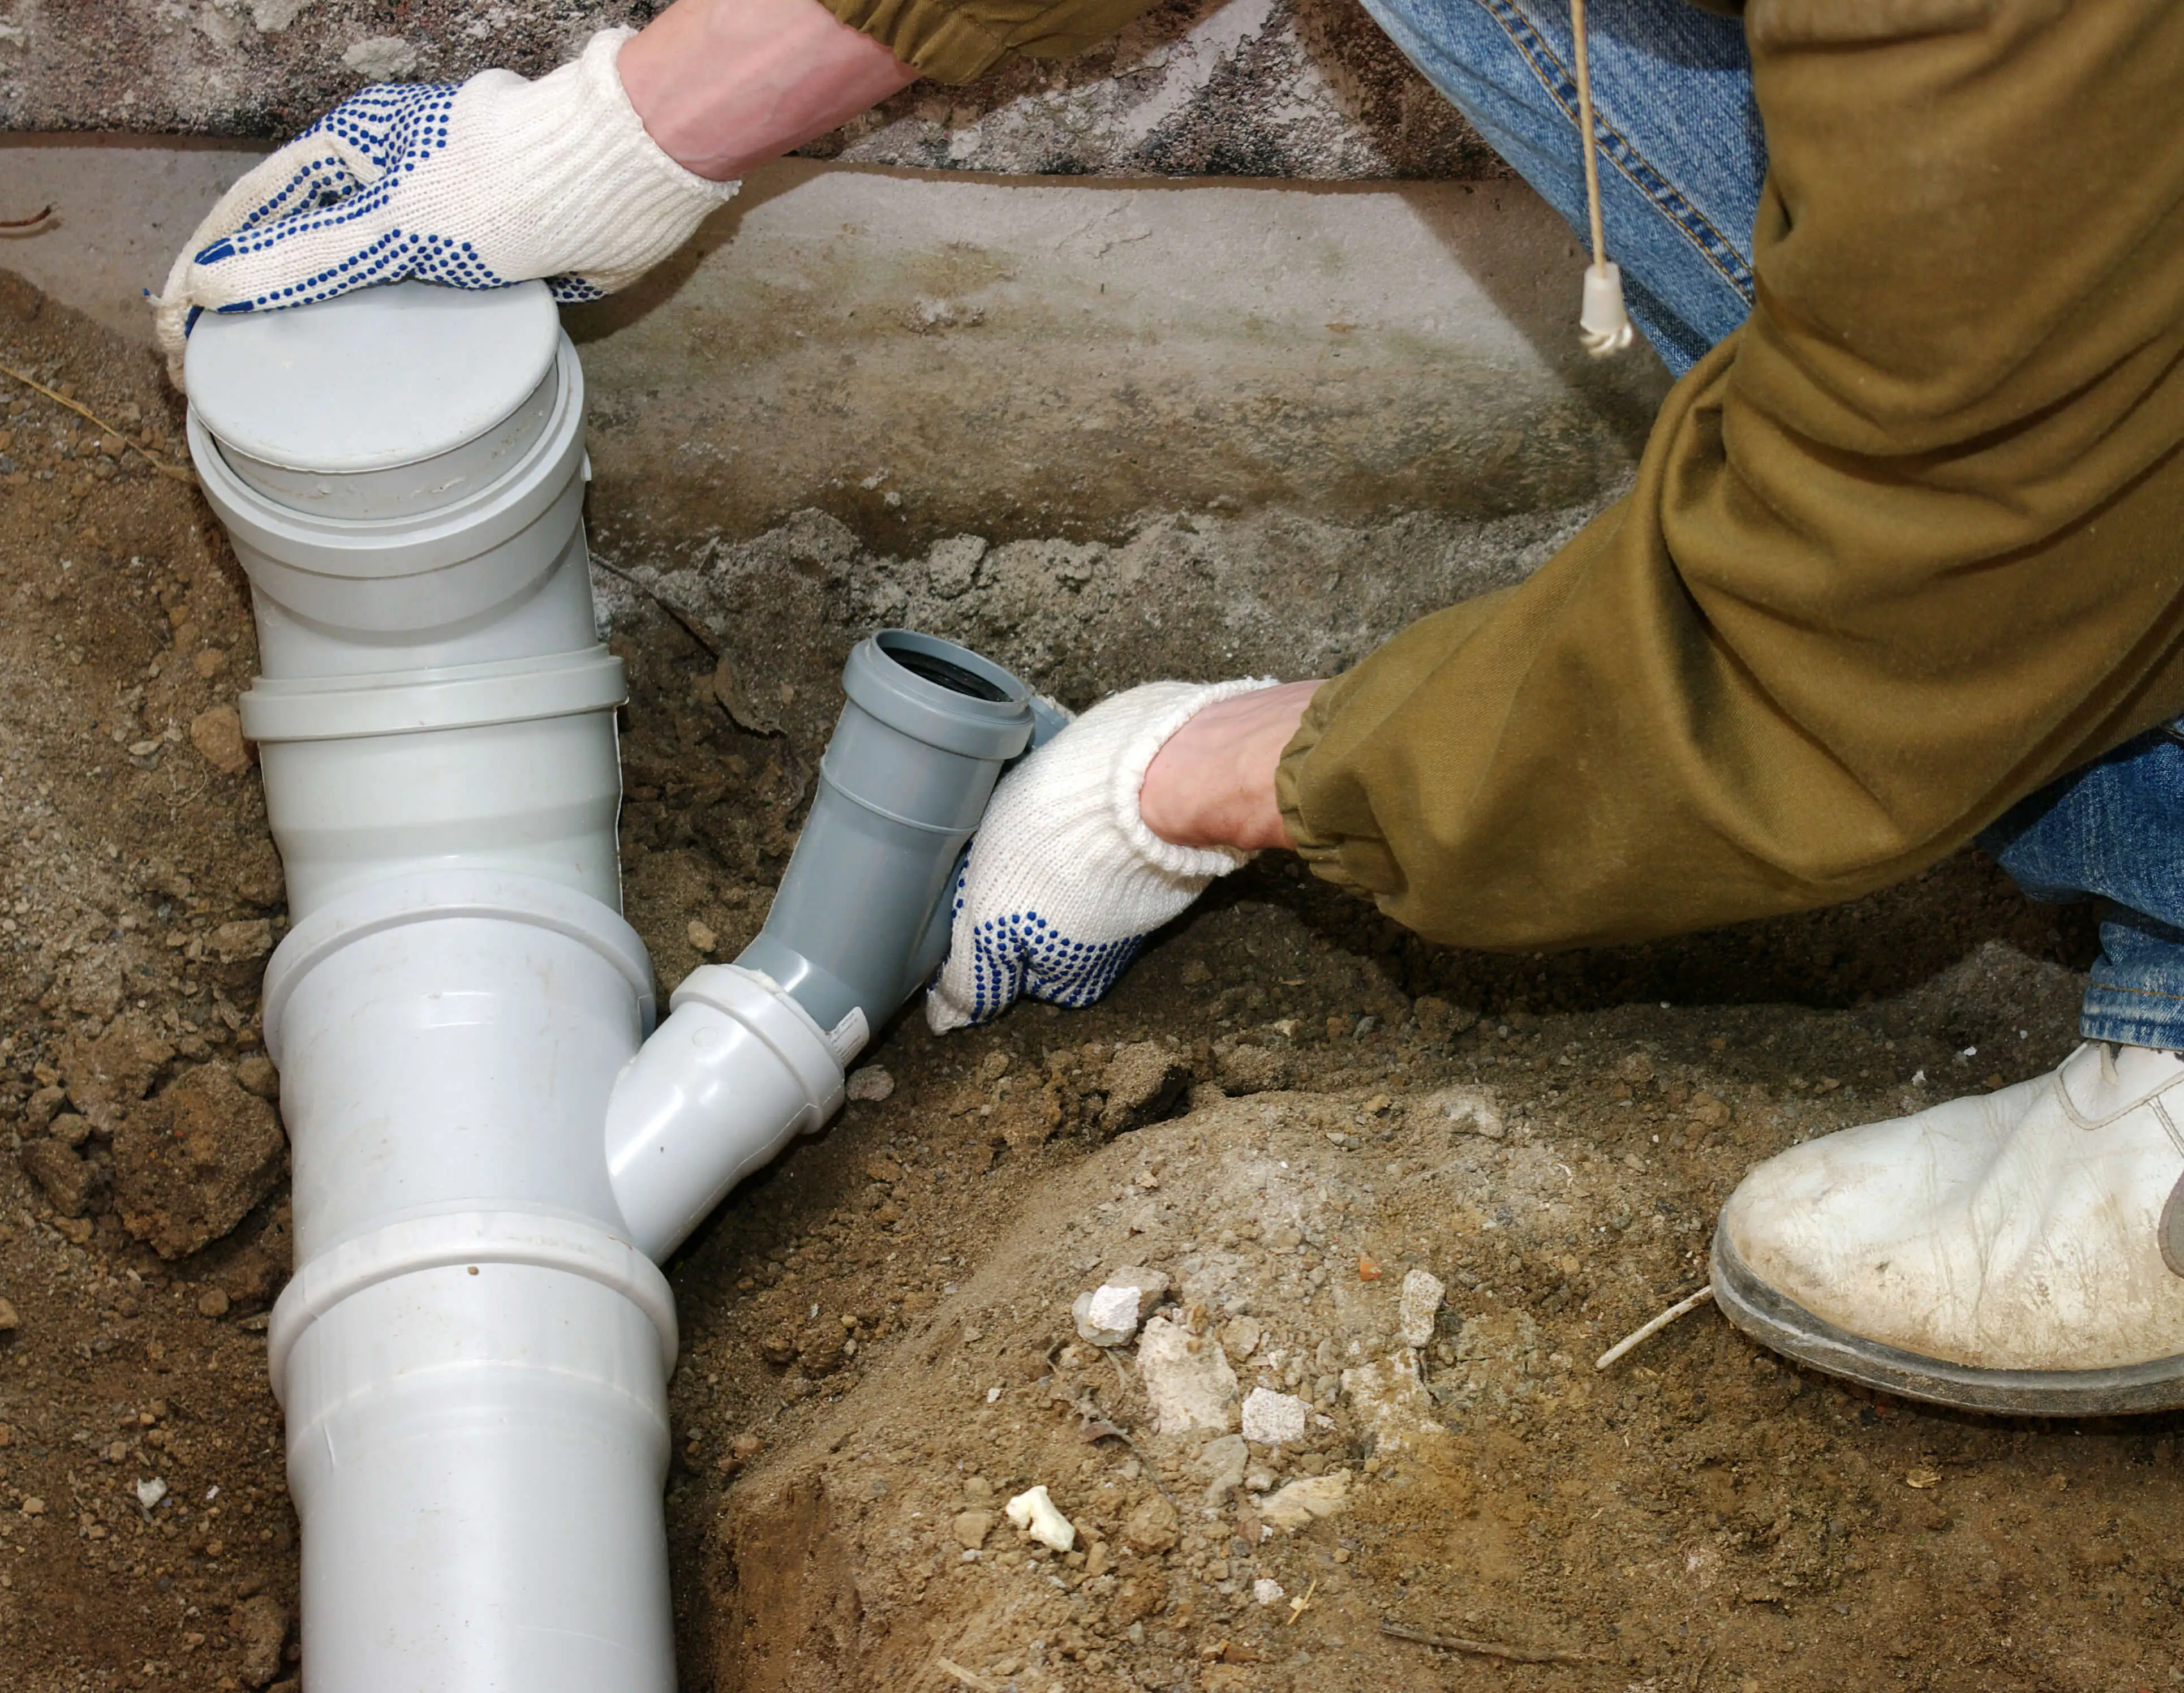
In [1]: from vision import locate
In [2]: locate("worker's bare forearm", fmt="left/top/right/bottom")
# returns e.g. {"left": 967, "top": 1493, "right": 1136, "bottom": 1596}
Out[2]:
{"left": 619, "top": 0, "right": 919, "bottom": 181}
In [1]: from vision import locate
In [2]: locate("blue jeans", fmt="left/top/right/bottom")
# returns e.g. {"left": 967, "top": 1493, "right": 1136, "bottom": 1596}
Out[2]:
{"left": 1364, "top": 0, "right": 2184, "bottom": 1048}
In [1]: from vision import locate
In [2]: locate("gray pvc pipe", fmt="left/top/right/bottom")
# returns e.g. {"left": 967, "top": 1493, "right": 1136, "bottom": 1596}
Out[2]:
{"left": 736, "top": 630, "right": 1039, "bottom": 1046}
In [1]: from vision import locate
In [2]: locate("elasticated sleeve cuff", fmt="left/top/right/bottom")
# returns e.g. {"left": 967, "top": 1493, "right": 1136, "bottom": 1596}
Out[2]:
{"left": 818, "top": 0, "right": 1163, "bottom": 83}
{"left": 1274, "top": 674, "right": 1355, "bottom": 889}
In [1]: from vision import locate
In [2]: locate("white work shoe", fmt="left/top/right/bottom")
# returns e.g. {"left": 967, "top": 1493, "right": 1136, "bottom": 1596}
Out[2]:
{"left": 1712, "top": 1042, "right": 2184, "bottom": 1414}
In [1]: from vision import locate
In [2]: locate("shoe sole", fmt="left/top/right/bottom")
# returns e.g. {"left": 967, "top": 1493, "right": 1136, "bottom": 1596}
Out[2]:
{"left": 1709, "top": 1224, "right": 2184, "bottom": 1416}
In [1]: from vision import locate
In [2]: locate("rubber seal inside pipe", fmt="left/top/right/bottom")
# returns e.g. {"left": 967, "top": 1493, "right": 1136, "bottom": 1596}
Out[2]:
{"left": 841, "top": 630, "right": 1032, "bottom": 762}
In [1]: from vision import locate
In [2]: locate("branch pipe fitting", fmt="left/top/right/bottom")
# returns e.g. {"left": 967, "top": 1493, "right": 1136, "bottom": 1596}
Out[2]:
{"left": 605, "top": 631, "right": 1041, "bottom": 1258}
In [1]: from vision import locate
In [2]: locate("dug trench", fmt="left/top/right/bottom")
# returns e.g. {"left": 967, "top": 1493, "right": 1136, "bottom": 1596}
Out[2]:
{"left": 1, "top": 273, "right": 2179, "bottom": 1693}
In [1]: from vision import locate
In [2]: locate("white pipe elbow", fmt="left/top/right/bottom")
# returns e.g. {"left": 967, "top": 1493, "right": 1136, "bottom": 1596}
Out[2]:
{"left": 604, "top": 965, "right": 853, "bottom": 1261}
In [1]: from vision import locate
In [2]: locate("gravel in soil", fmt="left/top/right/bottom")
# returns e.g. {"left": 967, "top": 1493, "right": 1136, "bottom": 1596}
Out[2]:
{"left": 3, "top": 270, "right": 2179, "bottom": 1693}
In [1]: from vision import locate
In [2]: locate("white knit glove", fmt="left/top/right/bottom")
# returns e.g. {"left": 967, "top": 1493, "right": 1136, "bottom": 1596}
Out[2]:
{"left": 149, "top": 28, "right": 735, "bottom": 386}
{"left": 927, "top": 680, "right": 1273, "bottom": 1033}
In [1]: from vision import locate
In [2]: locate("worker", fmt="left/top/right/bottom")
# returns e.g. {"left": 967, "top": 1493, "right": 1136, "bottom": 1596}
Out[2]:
{"left": 153, "top": 0, "right": 2184, "bottom": 1415}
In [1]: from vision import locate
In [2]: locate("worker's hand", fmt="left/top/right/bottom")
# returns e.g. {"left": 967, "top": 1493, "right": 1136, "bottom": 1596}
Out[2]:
{"left": 926, "top": 680, "right": 1277, "bottom": 1033}
{"left": 149, "top": 28, "right": 736, "bottom": 386}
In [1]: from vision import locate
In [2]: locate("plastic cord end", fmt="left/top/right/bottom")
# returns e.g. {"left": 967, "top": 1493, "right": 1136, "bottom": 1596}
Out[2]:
{"left": 1579, "top": 261, "right": 1634, "bottom": 358}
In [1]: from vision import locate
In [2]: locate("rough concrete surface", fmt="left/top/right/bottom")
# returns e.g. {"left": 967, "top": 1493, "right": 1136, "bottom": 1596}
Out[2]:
{"left": 2, "top": 145, "right": 1667, "bottom": 544}
{"left": 0, "top": 0, "right": 1503, "bottom": 180}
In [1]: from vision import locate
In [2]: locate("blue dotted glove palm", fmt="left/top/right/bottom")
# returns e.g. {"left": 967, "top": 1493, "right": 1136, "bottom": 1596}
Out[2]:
{"left": 926, "top": 680, "right": 1271, "bottom": 1033}
{"left": 149, "top": 28, "right": 735, "bottom": 385}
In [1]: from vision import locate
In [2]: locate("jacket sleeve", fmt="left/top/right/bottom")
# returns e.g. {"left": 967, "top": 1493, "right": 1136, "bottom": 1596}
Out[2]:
{"left": 818, "top": 0, "right": 1161, "bottom": 83}
{"left": 1276, "top": 0, "right": 2184, "bottom": 950}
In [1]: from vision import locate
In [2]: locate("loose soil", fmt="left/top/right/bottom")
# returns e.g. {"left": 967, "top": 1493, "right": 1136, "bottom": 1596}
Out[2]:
{"left": 2, "top": 272, "right": 2178, "bottom": 1693}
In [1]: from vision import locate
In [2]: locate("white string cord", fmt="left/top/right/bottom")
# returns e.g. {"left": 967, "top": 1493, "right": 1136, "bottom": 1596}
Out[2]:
{"left": 1570, "top": 0, "right": 1634, "bottom": 357}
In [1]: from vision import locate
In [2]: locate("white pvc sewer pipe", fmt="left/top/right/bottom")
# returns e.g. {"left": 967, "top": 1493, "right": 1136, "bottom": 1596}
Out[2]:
{"left": 183, "top": 282, "right": 1035, "bottom": 1691}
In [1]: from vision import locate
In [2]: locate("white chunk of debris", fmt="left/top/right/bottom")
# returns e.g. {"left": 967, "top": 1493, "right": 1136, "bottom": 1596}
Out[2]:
{"left": 1398, "top": 1267, "right": 1446, "bottom": 1348}
{"left": 1004, "top": 1484, "right": 1076, "bottom": 1552}
{"left": 845, "top": 1065, "right": 895, "bottom": 1103}
{"left": 1136, "top": 1314, "right": 1237, "bottom": 1434}
{"left": 1253, "top": 1578, "right": 1286, "bottom": 1606}
{"left": 1258, "top": 1469, "right": 1350, "bottom": 1532}
{"left": 1076, "top": 1264, "right": 1168, "bottom": 1342}
{"left": 1239, "top": 1386, "right": 1309, "bottom": 1446}
{"left": 341, "top": 34, "right": 419, "bottom": 78}
{"left": 1074, "top": 1282, "right": 1145, "bottom": 1346}
{"left": 1423, "top": 1084, "right": 1503, "bottom": 1139}
{"left": 1194, "top": 1433, "right": 1248, "bottom": 1504}
{"left": 134, "top": 1476, "right": 167, "bottom": 1511}
{"left": 1341, "top": 1350, "right": 1450, "bottom": 1462}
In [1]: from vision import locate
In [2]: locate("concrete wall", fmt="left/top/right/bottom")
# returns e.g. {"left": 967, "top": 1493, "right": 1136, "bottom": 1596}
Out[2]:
{"left": 2, "top": 141, "right": 1664, "bottom": 548}
{"left": 0, "top": 0, "right": 1505, "bottom": 179}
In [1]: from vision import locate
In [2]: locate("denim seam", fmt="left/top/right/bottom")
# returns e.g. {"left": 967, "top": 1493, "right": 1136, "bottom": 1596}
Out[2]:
{"left": 1472, "top": 0, "right": 1756, "bottom": 304}
{"left": 2087, "top": 981, "right": 2184, "bottom": 1005}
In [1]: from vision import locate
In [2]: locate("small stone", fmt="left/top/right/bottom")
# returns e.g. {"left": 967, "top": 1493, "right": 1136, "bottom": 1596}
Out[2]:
{"left": 188, "top": 706, "right": 251, "bottom": 775}
{"left": 193, "top": 647, "right": 228, "bottom": 680}
{"left": 232, "top": 1592, "right": 289, "bottom": 1687}
{"left": 1106, "top": 1266, "right": 1168, "bottom": 1316}
{"left": 1426, "top": 1085, "right": 1503, "bottom": 1139}
{"left": 234, "top": 1056, "right": 280, "bottom": 1101}
{"left": 952, "top": 1509, "right": 996, "bottom": 1550}
{"left": 1135, "top": 1314, "right": 1237, "bottom": 1435}
{"left": 47, "top": 1112, "right": 92, "bottom": 1148}
{"left": 1004, "top": 1484, "right": 1075, "bottom": 1552}
{"left": 342, "top": 33, "right": 419, "bottom": 77}
{"left": 113, "top": 1062, "right": 287, "bottom": 1259}
{"left": 1411, "top": 996, "right": 1477, "bottom": 1042}
{"left": 1341, "top": 1350, "right": 1450, "bottom": 1462}
{"left": 20, "top": 1496, "right": 45, "bottom": 1516}
{"left": 0, "top": 1297, "right": 16, "bottom": 1332}
{"left": 1120, "top": 1491, "right": 1179, "bottom": 1554}
{"left": 845, "top": 1066, "right": 895, "bottom": 1103}
{"left": 1216, "top": 1315, "right": 1262, "bottom": 1360}
{"left": 1194, "top": 1433, "right": 1248, "bottom": 1503}
{"left": 208, "top": 918, "right": 273, "bottom": 965}
{"left": 20, "top": 1137, "right": 105, "bottom": 1218}
{"left": 1084, "top": 1539, "right": 1112, "bottom": 1578}
{"left": 1214, "top": 1043, "right": 1291, "bottom": 1095}
{"left": 197, "top": 1287, "right": 231, "bottom": 1319}
{"left": 62, "top": 1011, "right": 174, "bottom": 1132}
{"left": 24, "top": 1084, "right": 67, "bottom": 1128}
{"left": 1253, "top": 1578, "right": 1285, "bottom": 1606}
{"left": 962, "top": 1475, "right": 994, "bottom": 1504}
{"left": 136, "top": 1477, "right": 168, "bottom": 1510}
{"left": 1073, "top": 1288, "right": 1132, "bottom": 1347}
{"left": 1073, "top": 1267, "right": 1166, "bottom": 1346}
{"left": 686, "top": 919, "right": 719, "bottom": 953}
{"left": 1240, "top": 1387, "right": 1308, "bottom": 1446}
{"left": 1258, "top": 1470, "right": 1349, "bottom": 1532}
{"left": 230, "top": 838, "right": 287, "bottom": 908}
{"left": 1398, "top": 1268, "right": 1446, "bottom": 1348}
{"left": 1098, "top": 1041, "right": 1192, "bottom": 1136}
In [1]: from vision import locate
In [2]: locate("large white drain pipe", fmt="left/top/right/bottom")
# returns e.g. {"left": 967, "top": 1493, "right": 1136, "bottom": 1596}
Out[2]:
{"left": 184, "top": 282, "right": 1038, "bottom": 1691}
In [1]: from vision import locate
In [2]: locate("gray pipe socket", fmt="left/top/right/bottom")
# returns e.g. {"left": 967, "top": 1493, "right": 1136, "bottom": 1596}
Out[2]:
{"left": 736, "top": 630, "right": 1042, "bottom": 1048}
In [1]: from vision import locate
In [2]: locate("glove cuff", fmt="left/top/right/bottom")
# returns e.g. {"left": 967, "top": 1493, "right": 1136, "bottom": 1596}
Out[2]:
{"left": 571, "top": 28, "right": 739, "bottom": 200}
{"left": 546, "top": 28, "right": 739, "bottom": 287}
{"left": 1106, "top": 678, "right": 1279, "bottom": 882}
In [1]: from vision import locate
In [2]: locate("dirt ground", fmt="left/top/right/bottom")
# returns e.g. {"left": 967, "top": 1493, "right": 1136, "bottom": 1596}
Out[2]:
{"left": 2, "top": 272, "right": 2180, "bottom": 1693}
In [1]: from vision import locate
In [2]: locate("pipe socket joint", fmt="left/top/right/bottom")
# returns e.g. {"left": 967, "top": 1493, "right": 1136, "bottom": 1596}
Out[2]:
{"left": 737, "top": 630, "right": 1035, "bottom": 1038}
{"left": 604, "top": 964, "right": 850, "bottom": 1261}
